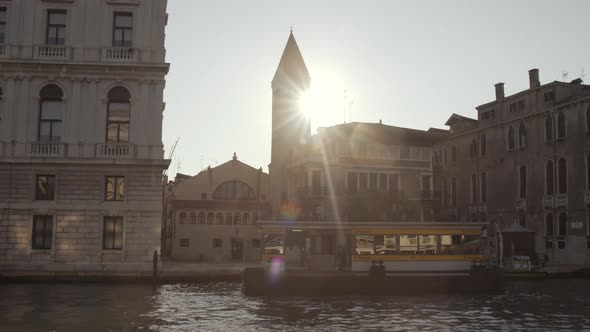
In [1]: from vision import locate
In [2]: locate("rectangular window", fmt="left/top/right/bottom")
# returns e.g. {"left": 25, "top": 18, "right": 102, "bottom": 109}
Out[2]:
{"left": 180, "top": 238, "right": 189, "bottom": 248}
{"left": 35, "top": 175, "right": 56, "bottom": 200}
{"left": 421, "top": 175, "right": 432, "bottom": 194}
{"left": 374, "top": 235, "right": 396, "bottom": 255}
{"left": 252, "top": 239, "right": 261, "bottom": 249}
{"left": 105, "top": 176, "right": 125, "bottom": 201}
{"left": 400, "top": 146, "right": 411, "bottom": 159}
{"left": 557, "top": 240, "right": 566, "bottom": 249}
{"left": 544, "top": 91, "right": 554, "bottom": 102}
{"left": 518, "top": 100, "right": 525, "bottom": 111}
{"left": 359, "top": 173, "right": 368, "bottom": 191}
{"left": 418, "top": 235, "right": 438, "bottom": 254}
{"left": 389, "top": 174, "right": 399, "bottom": 193}
{"left": 0, "top": 7, "right": 6, "bottom": 44}
{"left": 378, "top": 174, "right": 388, "bottom": 191}
{"left": 213, "top": 238, "right": 222, "bottom": 248}
{"left": 46, "top": 10, "right": 66, "bottom": 45}
{"left": 399, "top": 235, "right": 418, "bottom": 254}
{"left": 510, "top": 102, "right": 517, "bottom": 112}
{"left": 369, "top": 173, "right": 378, "bottom": 191}
{"left": 347, "top": 172, "right": 358, "bottom": 192}
{"left": 354, "top": 235, "right": 374, "bottom": 255}
{"left": 545, "top": 240, "right": 553, "bottom": 249}
{"left": 32, "top": 215, "right": 53, "bottom": 250}
{"left": 102, "top": 216, "right": 123, "bottom": 250}
{"left": 113, "top": 12, "right": 133, "bottom": 47}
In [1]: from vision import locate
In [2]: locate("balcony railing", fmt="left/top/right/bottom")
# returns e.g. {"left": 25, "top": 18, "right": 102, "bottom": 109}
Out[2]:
{"left": 543, "top": 195, "right": 555, "bottom": 208}
{"left": 28, "top": 143, "right": 64, "bottom": 157}
{"left": 96, "top": 143, "right": 133, "bottom": 158}
{"left": 34, "top": 45, "right": 70, "bottom": 59}
{"left": 556, "top": 194, "right": 567, "bottom": 207}
{"left": 102, "top": 47, "right": 137, "bottom": 62}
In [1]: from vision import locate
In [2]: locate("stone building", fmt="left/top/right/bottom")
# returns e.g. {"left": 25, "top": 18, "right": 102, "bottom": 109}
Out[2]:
{"left": 0, "top": 0, "right": 169, "bottom": 275}
{"left": 163, "top": 154, "right": 270, "bottom": 262}
{"left": 433, "top": 69, "right": 590, "bottom": 267}
{"left": 269, "top": 32, "right": 446, "bottom": 223}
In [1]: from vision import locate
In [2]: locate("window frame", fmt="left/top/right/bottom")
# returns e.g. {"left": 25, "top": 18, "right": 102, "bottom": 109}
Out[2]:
{"left": 46, "top": 9, "right": 66, "bottom": 45}
{"left": 519, "top": 165, "right": 527, "bottom": 199}
{"left": 38, "top": 85, "right": 64, "bottom": 143}
{"left": 35, "top": 174, "right": 56, "bottom": 201}
{"left": 102, "top": 216, "right": 124, "bottom": 250}
{"left": 105, "top": 175, "right": 125, "bottom": 201}
{"left": 106, "top": 87, "right": 131, "bottom": 144}
{"left": 32, "top": 215, "right": 53, "bottom": 250}
{"left": 180, "top": 238, "right": 189, "bottom": 248}
{"left": 213, "top": 238, "right": 222, "bottom": 248}
{"left": 0, "top": 7, "right": 7, "bottom": 44}
{"left": 112, "top": 12, "right": 133, "bottom": 48}
{"left": 546, "top": 160, "right": 554, "bottom": 195}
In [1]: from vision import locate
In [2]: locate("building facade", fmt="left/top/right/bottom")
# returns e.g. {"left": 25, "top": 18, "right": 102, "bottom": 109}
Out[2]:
{"left": 434, "top": 69, "right": 590, "bottom": 267}
{"left": 0, "top": 0, "right": 169, "bottom": 275}
{"left": 163, "top": 155, "right": 270, "bottom": 262}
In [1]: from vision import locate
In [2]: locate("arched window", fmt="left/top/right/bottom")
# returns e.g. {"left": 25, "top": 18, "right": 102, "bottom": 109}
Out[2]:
{"left": 207, "top": 212, "right": 215, "bottom": 224}
{"left": 480, "top": 134, "right": 486, "bottom": 156}
{"left": 471, "top": 173, "right": 477, "bottom": 204}
{"left": 518, "top": 122, "right": 527, "bottom": 148}
{"left": 106, "top": 86, "right": 131, "bottom": 143}
{"left": 225, "top": 213, "right": 232, "bottom": 225}
{"left": 545, "top": 113, "right": 554, "bottom": 141}
{"left": 451, "top": 146, "right": 456, "bottom": 163}
{"left": 519, "top": 165, "right": 527, "bottom": 198}
{"left": 189, "top": 212, "right": 197, "bottom": 224}
{"left": 213, "top": 181, "right": 256, "bottom": 200}
{"left": 507, "top": 125, "right": 515, "bottom": 150}
{"left": 470, "top": 139, "right": 478, "bottom": 158}
{"left": 234, "top": 213, "right": 241, "bottom": 225}
{"left": 198, "top": 212, "right": 206, "bottom": 224}
{"left": 545, "top": 213, "right": 554, "bottom": 236}
{"left": 481, "top": 172, "right": 487, "bottom": 203}
{"left": 216, "top": 212, "right": 224, "bottom": 225}
{"left": 558, "top": 158, "right": 567, "bottom": 194}
{"left": 556, "top": 111, "right": 566, "bottom": 139}
{"left": 546, "top": 160, "right": 554, "bottom": 195}
{"left": 39, "top": 84, "right": 64, "bottom": 143}
{"left": 179, "top": 212, "right": 187, "bottom": 224}
{"left": 252, "top": 214, "right": 259, "bottom": 224}
{"left": 451, "top": 178, "right": 457, "bottom": 206}
{"left": 243, "top": 213, "right": 250, "bottom": 225}
{"left": 558, "top": 212, "right": 567, "bottom": 236}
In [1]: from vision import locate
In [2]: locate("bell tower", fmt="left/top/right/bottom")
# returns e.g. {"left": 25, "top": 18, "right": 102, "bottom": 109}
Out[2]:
{"left": 269, "top": 31, "right": 311, "bottom": 220}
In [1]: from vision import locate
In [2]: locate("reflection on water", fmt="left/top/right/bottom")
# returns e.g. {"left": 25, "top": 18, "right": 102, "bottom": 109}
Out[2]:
{"left": 1, "top": 279, "right": 589, "bottom": 331}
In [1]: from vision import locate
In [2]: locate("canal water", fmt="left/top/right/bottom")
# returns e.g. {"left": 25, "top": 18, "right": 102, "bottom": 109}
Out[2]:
{"left": 1, "top": 279, "right": 589, "bottom": 331}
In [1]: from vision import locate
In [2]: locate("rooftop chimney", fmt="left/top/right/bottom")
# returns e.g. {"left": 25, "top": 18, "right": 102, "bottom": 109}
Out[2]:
{"left": 494, "top": 83, "right": 505, "bottom": 100}
{"left": 529, "top": 68, "right": 540, "bottom": 89}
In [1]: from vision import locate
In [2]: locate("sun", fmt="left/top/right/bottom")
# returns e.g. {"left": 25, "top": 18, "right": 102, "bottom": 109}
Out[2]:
{"left": 297, "top": 69, "right": 349, "bottom": 130}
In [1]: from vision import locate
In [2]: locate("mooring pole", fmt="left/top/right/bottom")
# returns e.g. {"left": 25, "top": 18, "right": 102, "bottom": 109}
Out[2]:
{"left": 152, "top": 250, "right": 158, "bottom": 290}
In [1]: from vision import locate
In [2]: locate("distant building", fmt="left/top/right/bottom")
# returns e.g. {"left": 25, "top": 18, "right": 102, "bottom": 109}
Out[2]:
{"left": 269, "top": 32, "right": 446, "bottom": 223}
{"left": 0, "top": 0, "right": 169, "bottom": 275}
{"left": 163, "top": 154, "right": 270, "bottom": 262}
{"left": 433, "top": 69, "right": 590, "bottom": 267}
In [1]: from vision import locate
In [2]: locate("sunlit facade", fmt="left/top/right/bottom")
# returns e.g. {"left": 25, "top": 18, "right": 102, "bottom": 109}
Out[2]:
{"left": 163, "top": 155, "right": 270, "bottom": 262}
{"left": 0, "top": 0, "right": 169, "bottom": 275}
{"left": 434, "top": 69, "right": 590, "bottom": 267}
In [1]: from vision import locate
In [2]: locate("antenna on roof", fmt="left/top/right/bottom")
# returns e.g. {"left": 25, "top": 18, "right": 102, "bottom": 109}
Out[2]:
{"left": 581, "top": 67, "right": 586, "bottom": 80}
{"left": 561, "top": 70, "right": 569, "bottom": 80}
{"left": 163, "top": 137, "right": 180, "bottom": 176}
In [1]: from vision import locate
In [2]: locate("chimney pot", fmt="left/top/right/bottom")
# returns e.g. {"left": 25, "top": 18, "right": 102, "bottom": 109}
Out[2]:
{"left": 529, "top": 68, "right": 540, "bottom": 89}
{"left": 494, "top": 83, "right": 505, "bottom": 100}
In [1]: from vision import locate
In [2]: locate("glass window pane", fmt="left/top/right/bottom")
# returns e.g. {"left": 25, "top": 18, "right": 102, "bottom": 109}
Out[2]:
{"left": 49, "top": 12, "right": 66, "bottom": 25}
{"left": 107, "top": 124, "right": 119, "bottom": 143}
{"left": 106, "top": 177, "right": 115, "bottom": 200}
{"left": 263, "top": 234, "right": 284, "bottom": 255}
{"left": 0, "top": 10, "right": 6, "bottom": 22}
{"left": 116, "top": 177, "right": 125, "bottom": 200}
{"left": 118, "top": 124, "right": 129, "bottom": 143}
{"left": 108, "top": 103, "right": 130, "bottom": 121}
{"left": 114, "top": 219, "right": 123, "bottom": 249}
{"left": 44, "top": 218, "right": 53, "bottom": 249}
{"left": 103, "top": 218, "right": 114, "bottom": 249}
{"left": 41, "top": 101, "right": 63, "bottom": 120}
{"left": 418, "top": 235, "right": 438, "bottom": 254}
{"left": 375, "top": 235, "right": 396, "bottom": 254}
{"left": 399, "top": 235, "right": 418, "bottom": 254}
{"left": 115, "top": 14, "right": 132, "bottom": 27}
{"left": 50, "top": 122, "right": 62, "bottom": 141}
{"left": 354, "top": 235, "right": 374, "bottom": 255}
{"left": 123, "top": 30, "right": 132, "bottom": 42}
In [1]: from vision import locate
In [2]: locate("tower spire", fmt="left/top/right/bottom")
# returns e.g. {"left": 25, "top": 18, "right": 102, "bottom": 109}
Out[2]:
{"left": 271, "top": 31, "right": 311, "bottom": 90}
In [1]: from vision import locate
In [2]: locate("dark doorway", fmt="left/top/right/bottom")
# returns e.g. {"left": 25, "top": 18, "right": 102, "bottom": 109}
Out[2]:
{"left": 231, "top": 238, "right": 243, "bottom": 260}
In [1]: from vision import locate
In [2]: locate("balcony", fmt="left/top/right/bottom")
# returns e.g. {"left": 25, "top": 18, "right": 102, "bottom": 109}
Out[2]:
{"left": 96, "top": 143, "right": 133, "bottom": 159}
{"left": 543, "top": 195, "right": 555, "bottom": 208}
{"left": 585, "top": 191, "right": 590, "bottom": 205}
{"left": 556, "top": 194, "right": 567, "bottom": 207}
{"left": 34, "top": 45, "right": 71, "bottom": 60}
{"left": 102, "top": 47, "right": 137, "bottom": 62}
{"left": 27, "top": 143, "right": 64, "bottom": 157}
{"left": 515, "top": 198, "right": 526, "bottom": 210}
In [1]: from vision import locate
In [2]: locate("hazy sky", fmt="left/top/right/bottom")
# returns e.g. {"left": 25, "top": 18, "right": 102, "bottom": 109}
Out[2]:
{"left": 163, "top": 0, "right": 590, "bottom": 177}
